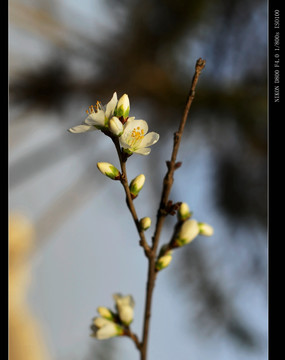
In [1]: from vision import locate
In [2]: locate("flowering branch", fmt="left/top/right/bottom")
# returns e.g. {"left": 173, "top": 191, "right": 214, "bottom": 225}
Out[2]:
{"left": 68, "top": 58, "right": 212, "bottom": 360}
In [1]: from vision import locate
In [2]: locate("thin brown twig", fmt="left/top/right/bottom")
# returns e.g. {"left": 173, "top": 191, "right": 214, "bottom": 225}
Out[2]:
{"left": 111, "top": 136, "right": 151, "bottom": 257}
{"left": 140, "top": 58, "right": 206, "bottom": 360}
{"left": 124, "top": 326, "right": 141, "bottom": 351}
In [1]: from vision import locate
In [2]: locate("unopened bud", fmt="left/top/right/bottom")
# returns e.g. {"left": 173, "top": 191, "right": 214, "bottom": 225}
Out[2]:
{"left": 97, "top": 307, "right": 114, "bottom": 321}
{"left": 198, "top": 222, "right": 214, "bottom": 236}
{"left": 177, "top": 202, "right": 191, "bottom": 221}
{"left": 109, "top": 116, "right": 124, "bottom": 136}
{"left": 113, "top": 294, "right": 135, "bottom": 326}
{"left": 156, "top": 252, "right": 173, "bottom": 271}
{"left": 92, "top": 317, "right": 123, "bottom": 339}
{"left": 140, "top": 217, "right": 151, "bottom": 231}
{"left": 97, "top": 162, "right": 120, "bottom": 180}
{"left": 129, "top": 174, "right": 145, "bottom": 198}
{"left": 175, "top": 219, "right": 200, "bottom": 246}
{"left": 116, "top": 94, "right": 130, "bottom": 118}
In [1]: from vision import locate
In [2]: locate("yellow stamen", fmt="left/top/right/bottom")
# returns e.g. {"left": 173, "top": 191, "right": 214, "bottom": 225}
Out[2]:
{"left": 129, "top": 127, "right": 145, "bottom": 147}
{"left": 86, "top": 101, "right": 102, "bottom": 114}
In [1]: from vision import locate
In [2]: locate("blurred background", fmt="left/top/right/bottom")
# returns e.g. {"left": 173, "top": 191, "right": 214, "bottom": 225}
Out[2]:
{"left": 9, "top": 0, "right": 267, "bottom": 359}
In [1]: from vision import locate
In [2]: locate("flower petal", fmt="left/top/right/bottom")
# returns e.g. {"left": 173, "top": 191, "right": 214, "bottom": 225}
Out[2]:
{"left": 105, "top": 92, "right": 118, "bottom": 119}
{"left": 140, "top": 132, "right": 160, "bottom": 147}
{"left": 124, "top": 119, "right": 148, "bottom": 135}
{"left": 85, "top": 110, "right": 106, "bottom": 127}
{"left": 68, "top": 124, "right": 96, "bottom": 133}
{"left": 119, "top": 137, "right": 132, "bottom": 151}
{"left": 124, "top": 116, "right": 135, "bottom": 127}
{"left": 134, "top": 147, "right": 151, "bottom": 155}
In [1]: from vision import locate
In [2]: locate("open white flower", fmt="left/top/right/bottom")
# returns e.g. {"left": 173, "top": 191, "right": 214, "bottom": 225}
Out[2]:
{"left": 68, "top": 92, "right": 118, "bottom": 133}
{"left": 113, "top": 294, "right": 135, "bottom": 325}
{"left": 119, "top": 119, "right": 159, "bottom": 155}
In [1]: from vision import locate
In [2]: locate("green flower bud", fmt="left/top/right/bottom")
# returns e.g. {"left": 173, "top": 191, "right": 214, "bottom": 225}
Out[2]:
{"left": 115, "top": 94, "right": 130, "bottom": 118}
{"left": 155, "top": 252, "right": 173, "bottom": 271}
{"left": 175, "top": 219, "right": 200, "bottom": 246}
{"left": 198, "top": 222, "right": 214, "bottom": 236}
{"left": 97, "top": 162, "right": 120, "bottom": 180}
{"left": 140, "top": 217, "right": 151, "bottom": 231}
{"left": 177, "top": 202, "right": 191, "bottom": 221}
{"left": 129, "top": 174, "right": 145, "bottom": 198}
{"left": 97, "top": 307, "right": 115, "bottom": 321}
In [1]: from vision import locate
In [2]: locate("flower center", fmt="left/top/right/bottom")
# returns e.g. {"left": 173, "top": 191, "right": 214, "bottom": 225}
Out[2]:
{"left": 129, "top": 126, "right": 144, "bottom": 147}
{"left": 86, "top": 101, "right": 102, "bottom": 114}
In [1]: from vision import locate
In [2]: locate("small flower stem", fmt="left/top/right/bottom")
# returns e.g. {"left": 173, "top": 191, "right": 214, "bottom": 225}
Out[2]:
{"left": 124, "top": 327, "right": 141, "bottom": 351}
{"left": 111, "top": 137, "right": 151, "bottom": 256}
{"left": 140, "top": 58, "right": 206, "bottom": 360}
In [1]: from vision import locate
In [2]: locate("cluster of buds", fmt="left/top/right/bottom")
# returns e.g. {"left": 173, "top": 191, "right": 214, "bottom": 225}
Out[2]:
{"left": 68, "top": 92, "right": 159, "bottom": 156}
{"left": 155, "top": 202, "right": 214, "bottom": 272}
{"left": 174, "top": 202, "right": 214, "bottom": 246}
{"left": 91, "top": 294, "right": 135, "bottom": 340}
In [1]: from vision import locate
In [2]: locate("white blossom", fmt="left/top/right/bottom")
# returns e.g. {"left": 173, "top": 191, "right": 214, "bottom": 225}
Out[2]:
{"left": 68, "top": 92, "right": 118, "bottom": 133}
{"left": 119, "top": 119, "right": 159, "bottom": 155}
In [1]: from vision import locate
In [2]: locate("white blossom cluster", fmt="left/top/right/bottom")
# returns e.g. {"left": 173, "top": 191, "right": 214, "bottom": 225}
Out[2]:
{"left": 68, "top": 92, "right": 159, "bottom": 156}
